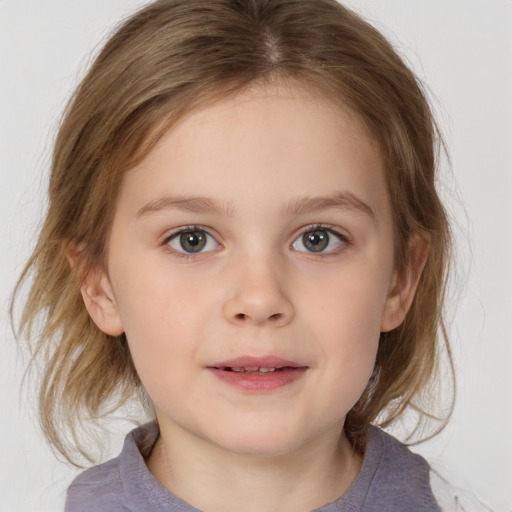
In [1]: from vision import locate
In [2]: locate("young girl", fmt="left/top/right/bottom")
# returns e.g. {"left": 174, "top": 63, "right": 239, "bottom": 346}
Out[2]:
{"left": 14, "top": 0, "right": 453, "bottom": 510}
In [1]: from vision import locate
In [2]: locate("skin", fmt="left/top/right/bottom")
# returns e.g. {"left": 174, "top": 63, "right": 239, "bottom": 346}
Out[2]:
{"left": 81, "top": 83, "right": 426, "bottom": 512}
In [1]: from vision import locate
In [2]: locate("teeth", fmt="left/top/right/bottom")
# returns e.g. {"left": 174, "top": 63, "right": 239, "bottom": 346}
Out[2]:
{"left": 226, "top": 367, "right": 278, "bottom": 373}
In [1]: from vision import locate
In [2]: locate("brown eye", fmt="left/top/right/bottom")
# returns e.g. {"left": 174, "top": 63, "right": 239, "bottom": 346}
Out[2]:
{"left": 303, "top": 230, "right": 329, "bottom": 252}
{"left": 292, "top": 227, "right": 346, "bottom": 254}
{"left": 168, "top": 229, "right": 218, "bottom": 254}
{"left": 180, "top": 231, "right": 207, "bottom": 252}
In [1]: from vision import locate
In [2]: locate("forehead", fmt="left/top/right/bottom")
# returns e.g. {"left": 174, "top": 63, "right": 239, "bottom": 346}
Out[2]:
{"left": 116, "top": 82, "right": 389, "bottom": 223}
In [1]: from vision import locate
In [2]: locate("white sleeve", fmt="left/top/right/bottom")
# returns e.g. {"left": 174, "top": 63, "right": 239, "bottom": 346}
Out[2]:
{"left": 430, "top": 470, "right": 494, "bottom": 512}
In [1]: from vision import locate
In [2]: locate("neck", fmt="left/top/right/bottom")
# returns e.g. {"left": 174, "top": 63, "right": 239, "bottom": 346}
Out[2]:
{"left": 146, "top": 421, "right": 363, "bottom": 512}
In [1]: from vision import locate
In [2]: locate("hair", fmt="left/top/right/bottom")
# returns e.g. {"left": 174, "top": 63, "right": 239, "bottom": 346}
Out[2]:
{"left": 13, "top": 0, "right": 453, "bottom": 464}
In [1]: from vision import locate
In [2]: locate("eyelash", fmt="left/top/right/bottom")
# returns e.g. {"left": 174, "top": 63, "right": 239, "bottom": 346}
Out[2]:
{"left": 161, "top": 224, "right": 350, "bottom": 260}
{"left": 292, "top": 224, "right": 350, "bottom": 255}
{"left": 162, "top": 225, "right": 220, "bottom": 261}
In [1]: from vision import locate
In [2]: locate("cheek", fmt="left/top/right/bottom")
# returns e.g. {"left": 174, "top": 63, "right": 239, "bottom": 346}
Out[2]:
{"left": 317, "top": 322, "right": 379, "bottom": 421}
{"left": 307, "top": 263, "right": 390, "bottom": 338}
{"left": 303, "top": 264, "right": 388, "bottom": 402}
{"left": 110, "top": 266, "right": 206, "bottom": 381}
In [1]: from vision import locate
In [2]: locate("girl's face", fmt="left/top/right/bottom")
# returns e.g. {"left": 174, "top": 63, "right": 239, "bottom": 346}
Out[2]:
{"left": 85, "top": 83, "right": 416, "bottom": 458}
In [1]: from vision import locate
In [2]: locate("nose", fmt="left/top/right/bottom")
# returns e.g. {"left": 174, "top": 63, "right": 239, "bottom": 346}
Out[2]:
{"left": 222, "top": 255, "right": 295, "bottom": 327}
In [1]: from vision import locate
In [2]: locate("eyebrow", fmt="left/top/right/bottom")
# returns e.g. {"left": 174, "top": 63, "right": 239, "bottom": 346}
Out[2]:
{"left": 136, "top": 191, "right": 374, "bottom": 218}
{"left": 282, "top": 192, "right": 375, "bottom": 218}
{"left": 137, "top": 196, "right": 235, "bottom": 217}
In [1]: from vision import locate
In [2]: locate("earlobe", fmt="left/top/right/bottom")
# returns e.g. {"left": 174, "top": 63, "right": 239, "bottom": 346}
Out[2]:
{"left": 380, "top": 232, "right": 430, "bottom": 332}
{"left": 64, "top": 243, "right": 124, "bottom": 336}
{"left": 79, "top": 269, "right": 125, "bottom": 336}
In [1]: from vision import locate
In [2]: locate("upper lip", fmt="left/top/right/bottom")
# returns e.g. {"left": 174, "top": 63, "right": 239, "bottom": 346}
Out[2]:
{"left": 208, "top": 356, "right": 307, "bottom": 370}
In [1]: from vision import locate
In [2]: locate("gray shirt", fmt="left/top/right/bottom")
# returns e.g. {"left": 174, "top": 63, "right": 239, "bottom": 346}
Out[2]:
{"left": 66, "top": 422, "right": 440, "bottom": 511}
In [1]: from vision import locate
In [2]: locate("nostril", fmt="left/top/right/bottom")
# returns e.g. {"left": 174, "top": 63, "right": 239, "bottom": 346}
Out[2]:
{"left": 269, "top": 313, "right": 282, "bottom": 322}
{"left": 234, "top": 313, "right": 246, "bottom": 321}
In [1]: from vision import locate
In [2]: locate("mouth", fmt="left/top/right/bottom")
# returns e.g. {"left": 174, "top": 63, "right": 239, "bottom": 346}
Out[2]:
{"left": 214, "top": 366, "right": 301, "bottom": 374}
{"left": 208, "top": 355, "right": 307, "bottom": 372}
{"left": 207, "top": 356, "right": 308, "bottom": 391}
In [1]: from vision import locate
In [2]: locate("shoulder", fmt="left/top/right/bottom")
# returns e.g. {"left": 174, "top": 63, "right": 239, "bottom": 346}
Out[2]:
{"left": 65, "top": 456, "right": 126, "bottom": 512}
{"left": 363, "top": 427, "right": 440, "bottom": 511}
{"left": 65, "top": 422, "right": 160, "bottom": 512}
{"left": 369, "top": 428, "right": 438, "bottom": 505}
{"left": 326, "top": 427, "right": 441, "bottom": 512}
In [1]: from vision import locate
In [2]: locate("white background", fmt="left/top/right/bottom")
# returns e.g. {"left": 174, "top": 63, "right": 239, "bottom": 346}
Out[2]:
{"left": 1, "top": 1, "right": 511, "bottom": 510}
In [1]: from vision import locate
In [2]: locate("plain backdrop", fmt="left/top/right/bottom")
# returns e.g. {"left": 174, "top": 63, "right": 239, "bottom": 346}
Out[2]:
{"left": 1, "top": 1, "right": 511, "bottom": 510}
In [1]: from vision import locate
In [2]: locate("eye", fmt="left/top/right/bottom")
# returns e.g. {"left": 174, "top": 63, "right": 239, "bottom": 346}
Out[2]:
{"left": 292, "top": 227, "right": 346, "bottom": 253}
{"left": 167, "top": 228, "right": 219, "bottom": 254}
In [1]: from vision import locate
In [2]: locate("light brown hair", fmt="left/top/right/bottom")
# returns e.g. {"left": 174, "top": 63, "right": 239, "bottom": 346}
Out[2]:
{"left": 13, "top": 0, "right": 452, "bottom": 464}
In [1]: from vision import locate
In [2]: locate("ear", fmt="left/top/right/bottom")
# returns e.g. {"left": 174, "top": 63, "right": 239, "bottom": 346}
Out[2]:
{"left": 65, "top": 243, "right": 125, "bottom": 336}
{"left": 380, "top": 232, "right": 430, "bottom": 332}
{"left": 79, "top": 268, "right": 125, "bottom": 336}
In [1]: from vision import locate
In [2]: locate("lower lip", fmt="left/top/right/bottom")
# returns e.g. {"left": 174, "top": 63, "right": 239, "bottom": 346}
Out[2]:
{"left": 208, "top": 367, "right": 308, "bottom": 392}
